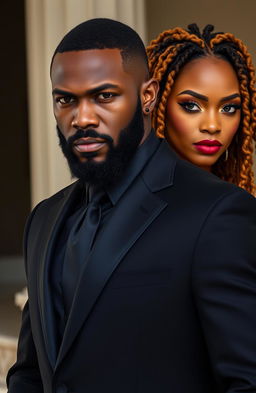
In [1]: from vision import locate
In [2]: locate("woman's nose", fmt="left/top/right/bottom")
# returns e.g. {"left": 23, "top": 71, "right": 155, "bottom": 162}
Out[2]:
{"left": 199, "top": 111, "right": 221, "bottom": 135}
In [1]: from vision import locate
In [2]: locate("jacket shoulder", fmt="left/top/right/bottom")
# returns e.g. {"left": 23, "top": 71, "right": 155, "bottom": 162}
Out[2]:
{"left": 32, "top": 181, "right": 79, "bottom": 213}
{"left": 176, "top": 155, "right": 253, "bottom": 199}
{"left": 23, "top": 181, "right": 79, "bottom": 251}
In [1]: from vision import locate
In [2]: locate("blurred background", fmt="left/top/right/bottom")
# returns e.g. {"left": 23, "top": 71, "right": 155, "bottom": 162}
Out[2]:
{"left": 0, "top": 0, "right": 255, "bottom": 390}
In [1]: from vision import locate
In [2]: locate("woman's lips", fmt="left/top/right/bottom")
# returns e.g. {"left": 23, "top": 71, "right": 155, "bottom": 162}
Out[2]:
{"left": 73, "top": 138, "right": 106, "bottom": 153}
{"left": 194, "top": 139, "right": 222, "bottom": 155}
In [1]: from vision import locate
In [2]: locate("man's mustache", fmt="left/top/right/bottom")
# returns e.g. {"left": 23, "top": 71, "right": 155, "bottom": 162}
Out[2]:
{"left": 67, "top": 129, "right": 114, "bottom": 146}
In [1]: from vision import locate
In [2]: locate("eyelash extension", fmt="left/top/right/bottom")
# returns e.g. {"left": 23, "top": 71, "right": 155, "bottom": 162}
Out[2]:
{"left": 222, "top": 103, "right": 241, "bottom": 113}
{"left": 224, "top": 104, "right": 241, "bottom": 109}
{"left": 178, "top": 101, "right": 200, "bottom": 112}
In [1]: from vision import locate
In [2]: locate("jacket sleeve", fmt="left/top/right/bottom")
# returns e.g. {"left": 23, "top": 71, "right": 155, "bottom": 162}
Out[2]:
{"left": 7, "top": 204, "right": 44, "bottom": 393}
{"left": 192, "top": 188, "right": 256, "bottom": 392}
{"left": 7, "top": 301, "right": 44, "bottom": 393}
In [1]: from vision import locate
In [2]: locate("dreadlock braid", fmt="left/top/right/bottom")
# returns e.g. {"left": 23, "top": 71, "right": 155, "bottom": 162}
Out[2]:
{"left": 147, "top": 24, "right": 256, "bottom": 195}
{"left": 210, "top": 44, "right": 254, "bottom": 193}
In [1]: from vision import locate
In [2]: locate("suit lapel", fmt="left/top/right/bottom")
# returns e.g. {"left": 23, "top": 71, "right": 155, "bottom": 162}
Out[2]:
{"left": 55, "top": 141, "right": 176, "bottom": 368}
{"left": 36, "top": 182, "right": 81, "bottom": 368}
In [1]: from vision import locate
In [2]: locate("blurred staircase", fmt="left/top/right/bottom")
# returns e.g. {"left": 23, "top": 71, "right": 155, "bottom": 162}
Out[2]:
{"left": 0, "top": 336, "right": 17, "bottom": 392}
{"left": 0, "top": 256, "right": 26, "bottom": 392}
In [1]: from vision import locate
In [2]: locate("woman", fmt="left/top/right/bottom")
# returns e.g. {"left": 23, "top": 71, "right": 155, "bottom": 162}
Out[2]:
{"left": 147, "top": 24, "right": 256, "bottom": 195}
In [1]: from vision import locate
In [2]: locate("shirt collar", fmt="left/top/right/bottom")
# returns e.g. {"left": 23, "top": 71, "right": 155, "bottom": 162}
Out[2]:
{"left": 106, "top": 130, "right": 161, "bottom": 205}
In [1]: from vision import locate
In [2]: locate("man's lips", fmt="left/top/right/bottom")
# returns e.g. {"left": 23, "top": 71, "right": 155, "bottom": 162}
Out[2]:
{"left": 73, "top": 137, "right": 107, "bottom": 153}
{"left": 193, "top": 140, "right": 222, "bottom": 155}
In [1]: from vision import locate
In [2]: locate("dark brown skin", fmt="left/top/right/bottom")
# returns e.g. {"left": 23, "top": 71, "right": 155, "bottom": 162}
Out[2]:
{"left": 165, "top": 56, "right": 241, "bottom": 171}
{"left": 51, "top": 49, "right": 158, "bottom": 164}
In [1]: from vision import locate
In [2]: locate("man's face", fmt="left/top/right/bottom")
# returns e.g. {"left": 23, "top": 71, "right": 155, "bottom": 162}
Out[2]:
{"left": 51, "top": 49, "right": 147, "bottom": 185}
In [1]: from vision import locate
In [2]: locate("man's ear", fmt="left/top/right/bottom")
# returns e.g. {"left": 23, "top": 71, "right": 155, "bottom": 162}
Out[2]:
{"left": 140, "top": 78, "right": 159, "bottom": 116}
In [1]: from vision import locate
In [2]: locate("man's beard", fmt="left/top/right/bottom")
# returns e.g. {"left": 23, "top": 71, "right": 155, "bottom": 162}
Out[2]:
{"left": 57, "top": 98, "right": 145, "bottom": 187}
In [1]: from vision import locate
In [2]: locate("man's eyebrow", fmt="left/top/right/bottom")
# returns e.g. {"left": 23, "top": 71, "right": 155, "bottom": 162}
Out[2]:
{"left": 52, "top": 88, "right": 74, "bottom": 96}
{"left": 87, "top": 83, "right": 119, "bottom": 95}
{"left": 220, "top": 93, "right": 241, "bottom": 102}
{"left": 52, "top": 83, "right": 119, "bottom": 96}
{"left": 177, "top": 90, "right": 208, "bottom": 101}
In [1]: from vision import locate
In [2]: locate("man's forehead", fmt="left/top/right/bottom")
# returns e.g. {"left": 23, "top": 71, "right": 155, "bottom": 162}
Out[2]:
{"left": 51, "top": 48, "right": 146, "bottom": 86}
{"left": 52, "top": 49, "right": 126, "bottom": 78}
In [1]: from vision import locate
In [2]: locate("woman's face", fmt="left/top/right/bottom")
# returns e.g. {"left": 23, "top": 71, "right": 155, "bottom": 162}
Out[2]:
{"left": 165, "top": 56, "right": 241, "bottom": 171}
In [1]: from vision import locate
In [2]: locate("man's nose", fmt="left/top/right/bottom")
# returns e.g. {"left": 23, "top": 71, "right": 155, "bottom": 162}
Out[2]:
{"left": 71, "top": 100, "right": 99, "bottom": 129}
{"left": 199, "top": 110, "right": 221, "bottom": 135}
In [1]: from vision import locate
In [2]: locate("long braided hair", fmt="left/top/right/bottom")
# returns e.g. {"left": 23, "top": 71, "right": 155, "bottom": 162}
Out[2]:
{"left": 147, "top": 24, "right": 256, "bottom": 195}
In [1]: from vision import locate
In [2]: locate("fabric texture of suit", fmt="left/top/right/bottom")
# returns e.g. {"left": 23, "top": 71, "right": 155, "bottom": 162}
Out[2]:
{"left": 7, "top": 139, "right": 256, "bottom": 393}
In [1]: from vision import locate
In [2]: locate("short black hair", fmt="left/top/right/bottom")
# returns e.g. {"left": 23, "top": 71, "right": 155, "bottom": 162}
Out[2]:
{"left": 51, "top": 18, "right": 148, "bottom": 72}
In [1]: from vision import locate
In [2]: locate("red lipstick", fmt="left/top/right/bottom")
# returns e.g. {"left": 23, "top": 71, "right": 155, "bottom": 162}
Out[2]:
{"left": 194, "top": 139, "right": 222, "bottom": 155}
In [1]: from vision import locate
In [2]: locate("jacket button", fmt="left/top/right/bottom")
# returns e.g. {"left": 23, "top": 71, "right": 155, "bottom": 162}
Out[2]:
{"left": 56, "top": 384, "right": 68, "bottom": 393}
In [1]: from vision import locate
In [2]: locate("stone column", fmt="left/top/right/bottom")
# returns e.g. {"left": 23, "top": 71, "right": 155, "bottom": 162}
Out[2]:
{"left": 25, "top": 0, "right": 146, "bottom": 207}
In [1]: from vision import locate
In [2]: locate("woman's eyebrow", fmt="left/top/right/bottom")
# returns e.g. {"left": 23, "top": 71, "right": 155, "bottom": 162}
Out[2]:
{"left": 177, "top": 90, "right": 208, "bottom": 101}
{"left": 177, "top": 90, "right": 241, "bottom": 103}
{"left": 220, "top": 93, "right": 241, "bottom": 102}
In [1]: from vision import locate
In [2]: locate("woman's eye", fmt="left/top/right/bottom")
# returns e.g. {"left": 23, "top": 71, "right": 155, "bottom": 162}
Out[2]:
{"left": 57, "top": 96, "right": 75, "bottom": 105}
{"left": 221, "top": 104, "right": 241, "bottom": 114}
{"left": 179, "top": 101, "right": 200, "bottom": 112}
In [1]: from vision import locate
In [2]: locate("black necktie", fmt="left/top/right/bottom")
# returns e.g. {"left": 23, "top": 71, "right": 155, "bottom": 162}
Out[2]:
{"left": 62, "top": 187, "right": 104, "bottom": 314}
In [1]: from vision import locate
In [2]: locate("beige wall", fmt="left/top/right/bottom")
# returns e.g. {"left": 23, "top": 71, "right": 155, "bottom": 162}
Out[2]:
{"left": 145, "top": 0, "right": 256, "bottom": 174}
{"left": 146, "top": 0, "right": 256, "bottom": 61}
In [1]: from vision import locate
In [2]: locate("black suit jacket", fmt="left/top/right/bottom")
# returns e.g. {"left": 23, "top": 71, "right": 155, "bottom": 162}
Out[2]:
{"left": 7, "top": 141, "right": 256, "bottom": 393}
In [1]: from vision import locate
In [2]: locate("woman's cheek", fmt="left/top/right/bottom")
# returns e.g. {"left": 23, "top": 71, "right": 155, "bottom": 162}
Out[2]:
{"left": 223, "top": 116, "right": 241, "bottom": 143}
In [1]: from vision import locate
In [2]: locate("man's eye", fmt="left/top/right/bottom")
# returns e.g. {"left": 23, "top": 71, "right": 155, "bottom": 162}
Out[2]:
{"left": 221, "top": 104, "right": 241, "bottom": 114}
{"left": 179, "top": 101, "right": 200, "bottom": 113}
{"left": 56, "top": 96, "right": 75, "bottom": 104}
{"left": 98, "top": 92, "right": 115, "bottom": 101}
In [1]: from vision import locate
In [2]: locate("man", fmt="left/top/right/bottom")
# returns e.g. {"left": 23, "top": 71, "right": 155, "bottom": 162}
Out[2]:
{"left": 7, "top": 18, "right": 256, "bottom": 393}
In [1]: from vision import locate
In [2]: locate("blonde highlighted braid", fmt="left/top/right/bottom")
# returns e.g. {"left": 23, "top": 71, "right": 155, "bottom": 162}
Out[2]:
{"left": 147, "top": 24, "right": 256, "bottom": 195}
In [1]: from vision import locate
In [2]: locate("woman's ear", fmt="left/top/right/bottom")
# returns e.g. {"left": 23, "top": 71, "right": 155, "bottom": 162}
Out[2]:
{"left": 140, "top": 78, "right": 159, "bottom": 116}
